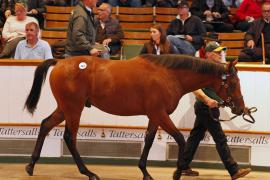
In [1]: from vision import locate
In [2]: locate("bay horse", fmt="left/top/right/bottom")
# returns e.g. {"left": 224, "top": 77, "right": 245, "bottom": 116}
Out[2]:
{"left": 24, "top": 54, "right": 245, "bottom": 180}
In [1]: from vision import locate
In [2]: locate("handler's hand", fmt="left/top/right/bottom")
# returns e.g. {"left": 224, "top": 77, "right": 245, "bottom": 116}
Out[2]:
{"left": 90, "top": 48, "right": 101, "bottom": 56}
{"left": 205, "top": 98, "right": 219, "bottom": 108}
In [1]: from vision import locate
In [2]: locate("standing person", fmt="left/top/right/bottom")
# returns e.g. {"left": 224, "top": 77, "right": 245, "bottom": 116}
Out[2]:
{"left": 235, "top": 0, "right": 263, "bottom": 32}
{"left": 140, "top": 24, "right": 177, "bottom": 54}
{"left": 190, "top": 0, "right": 234, "bottom": 32}
{"left": 65, "top": 0, "right": 101, "bottom": 57}
{"left": 95, "top": 2, "right": 124, "bottom": 57}
{"left": 238, "top": 2, "right": 270, "bottom": 63}
{"left": 180, "top": 41, "right": 252, "bottom": 180}
{"left": 167, "top": 1, "right": 206, "bottom": 55}
{"left": 0, "top": 3, "right": 38, "bottom": 58}
{"left": 14, "top": 22, "right": 53, "bottom": 60}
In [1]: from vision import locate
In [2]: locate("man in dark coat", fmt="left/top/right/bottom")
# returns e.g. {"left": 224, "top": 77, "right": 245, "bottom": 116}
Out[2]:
{"left": 167, "top": 1, "right": 206, "bottom": 55}
{"left": 95, "top": 3, "right": 124, "bottom": 55}
{"left": 190, "top": 0, "right": 234, "bottom": 32}
{"left": 238, "top": 2, "right": 270, "bottom": 63}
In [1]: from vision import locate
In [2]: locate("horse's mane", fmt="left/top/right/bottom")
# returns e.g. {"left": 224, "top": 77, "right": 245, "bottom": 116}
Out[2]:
{"left": 141, "top": 54, "right": 226, "bottom": 75}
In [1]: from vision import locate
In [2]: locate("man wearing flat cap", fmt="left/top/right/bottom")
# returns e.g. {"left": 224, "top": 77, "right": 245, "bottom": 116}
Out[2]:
{"left": 179, "top": 41, "right": 252, "bottom": 180}
{"left": 167, "top": 1, "right": 206, "bottom": 55}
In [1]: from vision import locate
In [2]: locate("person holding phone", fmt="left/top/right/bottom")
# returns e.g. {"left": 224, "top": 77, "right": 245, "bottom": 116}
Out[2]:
{"left": 167, "top": 1, "right": 206, "bottom": 55}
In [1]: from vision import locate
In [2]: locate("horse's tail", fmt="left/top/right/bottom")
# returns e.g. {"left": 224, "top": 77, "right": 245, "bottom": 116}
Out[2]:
{"left": 25, "top": 59, "right": 58, "bottom": 114}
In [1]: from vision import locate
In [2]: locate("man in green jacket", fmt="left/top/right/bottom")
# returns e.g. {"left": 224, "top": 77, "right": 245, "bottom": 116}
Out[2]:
{"left": 65, "top": 0, "right": 101, "bottom": 57}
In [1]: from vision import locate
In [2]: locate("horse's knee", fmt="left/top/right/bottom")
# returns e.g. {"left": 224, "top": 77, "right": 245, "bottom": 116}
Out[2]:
{"left": 172, "top": 132, "right": 185, "bottom": 146}
{"left": 63, "top": 128, "right": 72, "bottom": 143}
{"left": 39, "top": 116, "right": 51, "bottom": 131}
{"left": 144, "top": 131, "right": 155, "bottom": 143}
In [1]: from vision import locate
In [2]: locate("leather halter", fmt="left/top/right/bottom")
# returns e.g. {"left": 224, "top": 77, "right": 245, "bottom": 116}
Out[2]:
{"left": 209, "top": 70, "right": 256, "bottom": 123}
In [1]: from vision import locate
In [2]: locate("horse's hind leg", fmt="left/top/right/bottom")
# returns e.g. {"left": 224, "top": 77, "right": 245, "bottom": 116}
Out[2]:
{"left": 138, "top": 121, "right": 158, "bottom": 180}
{"left": 26, "top": 107, "right": 64, "bottom": 176}
{"left": 157, "top": 112, "right": 186, "bottom": 180}
{"left": 64, "top": 114, "right": 100, "bottom": 180}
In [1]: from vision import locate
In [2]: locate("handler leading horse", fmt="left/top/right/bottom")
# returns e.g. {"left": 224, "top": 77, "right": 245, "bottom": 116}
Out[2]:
{"left": 24, "top": 54, "right": 245, "bottom": 180}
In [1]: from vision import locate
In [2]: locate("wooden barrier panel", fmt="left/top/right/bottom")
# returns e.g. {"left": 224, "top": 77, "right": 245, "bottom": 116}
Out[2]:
{"left": 218, "top": 32, "right": 245, "bottom": 57}
{"left": 42, "top": 30, "right": 67, "bottom": 45}
{"left": 118, "top": 7, "right": 154, "bottom": 31}
{"left": 45, "top": 6, "right": 74, "bottom": 30}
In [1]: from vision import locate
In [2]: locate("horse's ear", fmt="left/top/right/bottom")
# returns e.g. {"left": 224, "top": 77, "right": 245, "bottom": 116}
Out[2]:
{"left": 227, "top": 59, "right": 238, "bottom": 71}
{"left": 232, "top": 59, "right": 238, "bottom": 66}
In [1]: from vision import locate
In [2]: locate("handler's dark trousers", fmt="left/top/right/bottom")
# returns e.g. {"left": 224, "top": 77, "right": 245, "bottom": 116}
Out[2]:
{"left": 180, "top": 101, "right": 239, "bottom": 176}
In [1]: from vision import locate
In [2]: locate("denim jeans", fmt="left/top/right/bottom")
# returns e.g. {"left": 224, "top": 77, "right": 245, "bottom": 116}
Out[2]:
{"left": 167, "top": 35, "right": 196, "bottom": 55}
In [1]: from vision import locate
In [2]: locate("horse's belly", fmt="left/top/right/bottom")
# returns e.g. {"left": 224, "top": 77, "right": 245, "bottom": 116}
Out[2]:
{"left": 91, "top": 93, "right": 145, "bottom": 116}
{"left": 92, "top": 102, "right": 145, "bottom": 116}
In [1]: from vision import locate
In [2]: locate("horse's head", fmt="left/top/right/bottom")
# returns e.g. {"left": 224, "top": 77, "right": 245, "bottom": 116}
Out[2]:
{"left": 217, "top": 60, "right": 245, "bottom": 115}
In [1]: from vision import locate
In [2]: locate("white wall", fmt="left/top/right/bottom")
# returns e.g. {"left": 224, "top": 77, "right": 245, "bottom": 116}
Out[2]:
{"left": 0, "top": 65, "right": 270, "bottom": 166}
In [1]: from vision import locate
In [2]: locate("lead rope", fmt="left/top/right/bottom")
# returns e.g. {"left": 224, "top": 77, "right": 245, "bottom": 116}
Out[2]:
{"left": 209, "top": 102, "right": 257, "bottom": 124}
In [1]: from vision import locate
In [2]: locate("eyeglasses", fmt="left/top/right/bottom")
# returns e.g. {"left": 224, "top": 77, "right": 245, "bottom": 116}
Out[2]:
{"left": 263, "top": 9, "right": 270, "bottom": 13}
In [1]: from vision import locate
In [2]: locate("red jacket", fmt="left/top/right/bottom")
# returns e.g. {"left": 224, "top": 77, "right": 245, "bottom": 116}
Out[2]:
{"left": 236, "top": 0, "right": 262, "bottom": 21}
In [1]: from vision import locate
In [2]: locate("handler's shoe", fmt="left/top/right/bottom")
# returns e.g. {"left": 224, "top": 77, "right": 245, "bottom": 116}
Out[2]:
{"left": 231, "top": 168, "right": 251, "bottom": 180}
{"left": 181, "top": 168, "right": 199, "bottom": 176}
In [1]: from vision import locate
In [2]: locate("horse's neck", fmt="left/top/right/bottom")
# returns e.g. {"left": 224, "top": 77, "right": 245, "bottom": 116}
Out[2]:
{"left": 176, "top": 70, "right": 221, "bottom": 94}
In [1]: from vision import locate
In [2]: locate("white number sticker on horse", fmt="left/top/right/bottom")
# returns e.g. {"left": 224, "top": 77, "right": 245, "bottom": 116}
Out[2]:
{"left": 79, "top": 62, "right": 87, "bottom": 69}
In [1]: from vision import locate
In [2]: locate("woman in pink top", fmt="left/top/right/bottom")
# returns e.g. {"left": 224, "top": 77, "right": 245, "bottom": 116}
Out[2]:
{"left": 235, "top": 0, "right": 263, "bottom": 31}
{"left": 0, "top": 3, "right": 38, "bottom": 58}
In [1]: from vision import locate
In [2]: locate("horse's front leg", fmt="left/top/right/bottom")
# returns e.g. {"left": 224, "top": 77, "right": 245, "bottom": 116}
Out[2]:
{"left": 26, "top": 108, "right": 64, "bottom": 176}
{"left": 138, "top": 121, "right": 158, "bottom": 180}
{"left": 63, "top": 116, "right": 100, "bottom": 180}
{"left": 157, "top": 111, "right": 186, "bottom": 180}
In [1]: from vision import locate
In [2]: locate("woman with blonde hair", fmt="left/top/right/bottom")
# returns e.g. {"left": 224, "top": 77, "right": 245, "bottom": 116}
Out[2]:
{"left": 140, "top": 24, "right": 177, "bottom": 55}
{"left": 0, "top": 3, "right": 38, "bottom": 58}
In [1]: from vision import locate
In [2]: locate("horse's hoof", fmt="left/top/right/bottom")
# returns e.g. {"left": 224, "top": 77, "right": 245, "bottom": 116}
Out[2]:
{"left": 89, "top": 174, "right": 100, "bottom": 180}
{"left": 173, "top": 170, "right": 181, "bottom": 180}
{"left": 25, "top": 164, "right": 34, "bottom": 176}
{"left": 143, "top": 175, "right": 154, "bottom": 180}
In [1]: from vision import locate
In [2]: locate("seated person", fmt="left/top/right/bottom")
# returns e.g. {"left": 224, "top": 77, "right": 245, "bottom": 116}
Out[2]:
{"left": 156, "top": 0, "right": 179, "bottom": 7}
{"left": 107, "top": 0, "right": 142, "bottom": 7}
{"left": 95, "top": 3, "right": 124, "bottom": 57}
{"left": 0, "top": 3, "right": 38, "bottom": 58}
{"left": 167, "top": 1, "right": 206, "bottom": 55}
{"left": 235, "top": 0, "right": 263, "bottom": 32}
{"left": 9, "top": 0, "right": 46, "bottom": 29}
{"left": 190, "top": 0, "right": 234, "bottom": 32}
{"left": 46, "top": 0, "right": 68, "bottom": 6}
{"left": 238, "top": 2, "right": 270, "bottom": 63}
{"left": 0, "top": 0, "right": 15, "bottom": 28}
{"left": 14, "top": 22, "right": 53, "bottom": 60}
{"left": 140, "top": 24, "right": 177, "bottom": 55}
{"left": 25, "top": 0, "right": 46, "bottom": 29}
{"left": 222, "top": 0, "right": 243, "bottom": 7}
